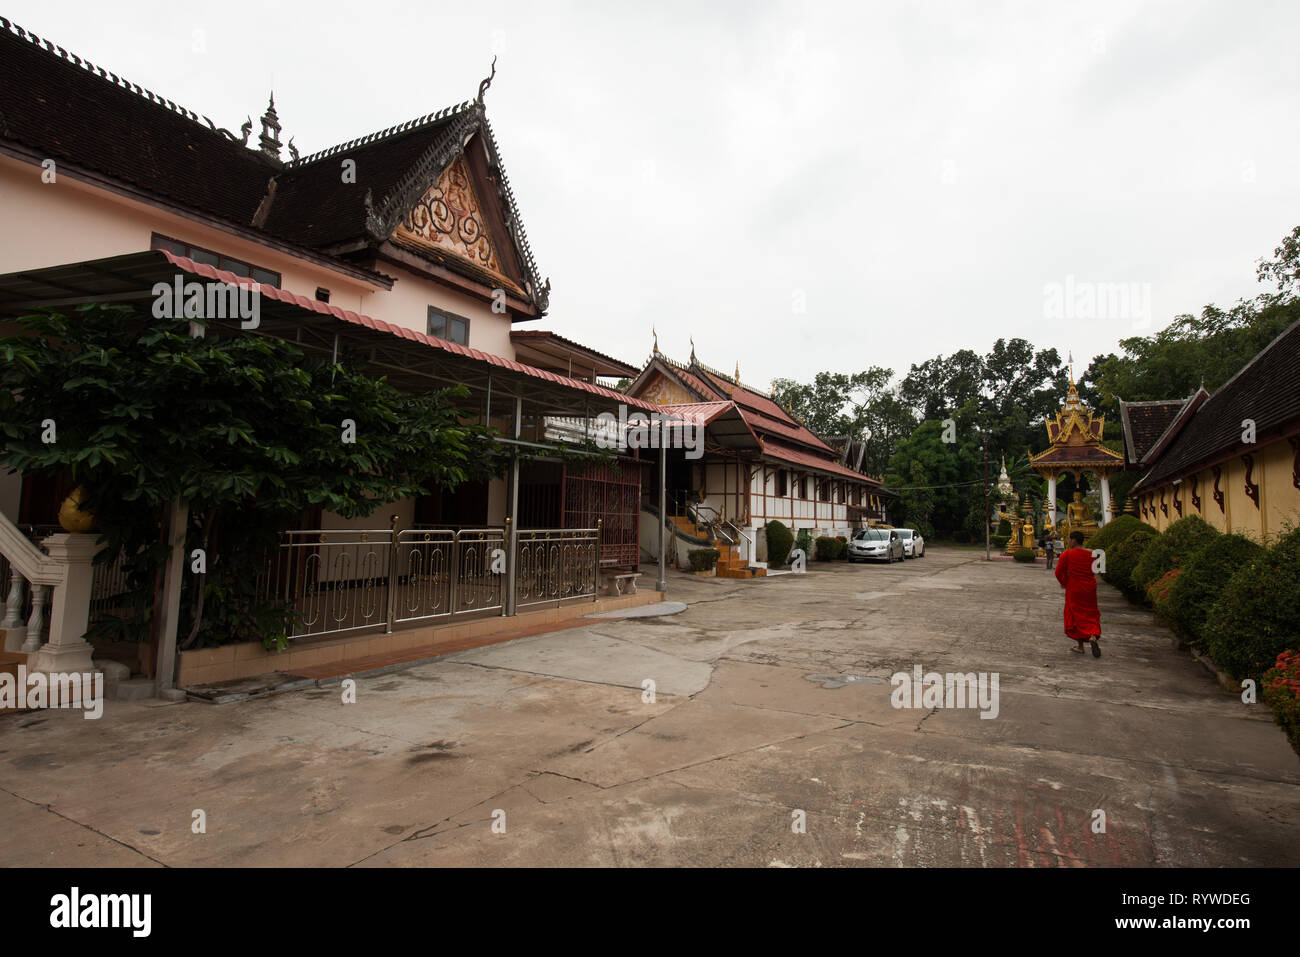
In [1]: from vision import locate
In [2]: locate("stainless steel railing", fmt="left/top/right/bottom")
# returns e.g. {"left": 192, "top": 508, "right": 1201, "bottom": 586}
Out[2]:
{"left": 515, "top": 527, "right": 599, "bottom": 609}
{"left": 259, "top": 524, "right": 598, "bottom": 640}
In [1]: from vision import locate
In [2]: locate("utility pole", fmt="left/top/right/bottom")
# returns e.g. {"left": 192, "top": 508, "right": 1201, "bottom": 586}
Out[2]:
{"left": 983, "top": 432, "right": 991, "bottom": 562}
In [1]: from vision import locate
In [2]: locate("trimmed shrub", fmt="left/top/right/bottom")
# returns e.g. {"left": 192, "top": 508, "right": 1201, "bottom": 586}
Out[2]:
{"left": 1132, "top": 515, "right": 1219, "bottom": 596}
{"left": 1263, "top": 650, "right": 1300, "bottom": 757}
{"left": 765, "top": 521, "right": 793, "bottom": 569}
{"left": 1148, "top": 567, "right": 1181, "bottom": 621}
{"left": 687, "top": 548, "right": 720, "bottom": 572}
{"left": 1168, "top": 533, "right": 1265, "bottom": 648}
{"left": 1203, "top": 527, "right": 1300, "bottom": 680}
{"left": 1088, "top": 514, "right": 1158, "bottom": 556}
{"left": 990, "top": 534, "right": 1010, "bottom": 549}
{"left": 1104, "top": 529, "right": 1158, "bottom": 601}
{"left": 1013, "top": 546, "right": 1036, "bottom": 563}
{"left": 996, "top": 518, "right": 1011, "bottom": 537}
{"left": 796, "top": 528, "right": 813, "bottom": 560}
{"left": 815, "top": 536, "right": 846, "bottom": 561}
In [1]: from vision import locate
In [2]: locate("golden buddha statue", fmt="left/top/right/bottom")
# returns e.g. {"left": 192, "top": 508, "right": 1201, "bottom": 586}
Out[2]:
{"left": 1065, "top": 491, "right": 1097, "bottom": 528}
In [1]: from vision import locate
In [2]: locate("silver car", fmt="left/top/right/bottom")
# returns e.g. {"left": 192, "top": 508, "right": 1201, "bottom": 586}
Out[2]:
{"left": 848, "top": 528, "right": 905, "bottom": 563}
{"left": 898, "top": 528, "right": 925, "bottom": 558}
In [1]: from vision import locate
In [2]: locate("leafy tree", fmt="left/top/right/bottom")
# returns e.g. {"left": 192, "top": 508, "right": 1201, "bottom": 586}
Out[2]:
{"left": 0, "top": 304, "right": 497, "bottom": 648}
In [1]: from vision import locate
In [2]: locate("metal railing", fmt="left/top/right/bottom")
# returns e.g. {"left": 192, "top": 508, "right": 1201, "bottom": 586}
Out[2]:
{"left": 259, "top": 524, "right": 598, "bottom": 641}
{"left": 515, "top": 527, "right": 599, "bottom": 609}
{"left": 393, "top": 527, "right": 506, "bottom": 622}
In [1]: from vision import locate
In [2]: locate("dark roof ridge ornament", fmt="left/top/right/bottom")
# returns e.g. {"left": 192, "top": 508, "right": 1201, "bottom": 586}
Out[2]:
{"left": 258, "top": 92, "right": 283, "bottom": 160}
{"left": 477, "top": 56, "right": 497, "bottom": 107}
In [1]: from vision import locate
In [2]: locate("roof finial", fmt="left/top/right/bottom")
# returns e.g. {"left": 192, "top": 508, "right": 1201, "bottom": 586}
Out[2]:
{"left": 258, "top": 92, "right": 282, "bottom": 160}
{"left": 477, "top": 55, "right": 497, "bottom": 106}
{"left": 734, "top": 361, "right": 740, "bottom": 383}
{"left": 652, "top": 326, "right": 659, "bottom": 355}
{"left": 689, "top": 336, "right": 696, "bottom": 363}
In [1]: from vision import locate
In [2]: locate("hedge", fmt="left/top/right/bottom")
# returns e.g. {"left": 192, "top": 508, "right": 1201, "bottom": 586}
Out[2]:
{"left": 815, "top": 536, "right": 843, "bottom": 561}
{"left": 990, "top": 534, "right": 1010, "bottom": 549}
{"left": 687, "top": 548, "right": 720, "bottom": 572}
{"left": 1263, "top": 650, "right": 1300, "bottom": 757}
{"left": 1013, "top": 546, "right": 1036, "bottom": 563}
{"left": 1104, "top": 528, "right": 1159, "bottom": 601}
{"left": 1167, "top": 533, "right": 1265, "bottom": 648}
{"left": 1203, "top": 526, "right": 1300, "bottom": 681}
{"left": 1132, "top": 515, "right": 1219, "bottom": 597}
{"left": 1089, "top": 514, "right": 1158, "bottom": 556}
{"left": 796, "top": 528, "right": 813, "bottom": 560}
{"left": 765, "top": 521, "right": 794, "bottom": 569}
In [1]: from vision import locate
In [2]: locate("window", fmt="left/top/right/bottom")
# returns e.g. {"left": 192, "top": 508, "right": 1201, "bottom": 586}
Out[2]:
{"left": 817, "top": 480, "right": 829, "bottom": 503}
{"left": 150, "top": 233, "right": 281, "bottom": 287}
{"left": 776, "top": 470, "right": 788, "bottom": 498}
{"left": 798, "top": 475, "right": 808, "bottom": 500}
{"left": 315, "top": 287, "right": 330, "bottom": 303}
{"left": 428, "top": 306, "right": 469, "bottom": 346}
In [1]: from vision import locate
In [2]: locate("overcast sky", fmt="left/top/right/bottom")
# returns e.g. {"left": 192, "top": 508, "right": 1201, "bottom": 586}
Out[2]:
{"left": 11, "top": 1, "right": 1299, "bottom": 390}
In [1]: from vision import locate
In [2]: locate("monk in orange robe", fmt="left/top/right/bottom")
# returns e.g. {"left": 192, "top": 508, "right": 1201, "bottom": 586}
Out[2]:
{"left": 1054, "top": 530, "right": 1101, "bottom": 657}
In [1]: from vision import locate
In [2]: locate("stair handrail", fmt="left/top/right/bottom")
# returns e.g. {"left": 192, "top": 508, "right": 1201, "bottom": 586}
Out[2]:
{"left": 734, "top": 525, "right": 755, "bottom": 562}
{"left": 0, "top": 511, "right": 66, "bottom": 586}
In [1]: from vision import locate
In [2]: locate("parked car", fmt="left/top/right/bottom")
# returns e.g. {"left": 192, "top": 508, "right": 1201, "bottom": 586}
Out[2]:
{"left": 898, "top": 528, "right": 925, "bottom": 558}
{"left": 848, "top": 527, "right": 905, "bottom": 563}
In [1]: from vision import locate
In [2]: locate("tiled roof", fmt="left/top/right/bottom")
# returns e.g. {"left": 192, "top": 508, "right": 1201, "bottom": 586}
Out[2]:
{"left": 510, "top": 330, "right": 639, "bottom": 377}
{"left": 1118, "top": 398, "right": 1189, "bottom": 465}
{"left": 1135, "top": 318, "right": 1300, "bottom": 491}
{"left": 0, "top": 18, "right": 546, "bottom": 309}
{"left": 761, "top": 439, "right": 882, "bottom": 485}
{"left": 0, "top": 19, "right": 273, "bottom": 227}
{"left": 155, "top": 251, "right": 655, "bottom": 410}
{"left": 1030, "top": 445, "right": 1125, "bottom": 467}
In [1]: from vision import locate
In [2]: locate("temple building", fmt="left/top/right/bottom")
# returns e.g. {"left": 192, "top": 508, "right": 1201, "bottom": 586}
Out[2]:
{"left": 624, "top": 345, "right": 892, "bottom": 573}
{"left": 1123, "top": 319, "right": 1300, "bottom": 537}
{"left": 1029, "top": 376, "right": 1125, "bottom": 538}
{"left": 0, "top": 18, "right": 660, "bottom": 688}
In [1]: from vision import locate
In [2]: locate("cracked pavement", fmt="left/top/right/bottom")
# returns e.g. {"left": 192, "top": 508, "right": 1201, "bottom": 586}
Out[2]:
{"left": 2, "top": 545, "right": 1297, "bottom": 867}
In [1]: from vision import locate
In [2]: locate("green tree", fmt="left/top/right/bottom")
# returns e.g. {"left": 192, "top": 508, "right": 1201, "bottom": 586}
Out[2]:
{"left": 0, "top": 304, "right": 497, "bottom": 648}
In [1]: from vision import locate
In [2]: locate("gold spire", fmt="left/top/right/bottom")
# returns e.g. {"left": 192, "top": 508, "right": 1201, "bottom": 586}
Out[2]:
{"left": 734, "top": 361, "right": 740, "bottom": 383}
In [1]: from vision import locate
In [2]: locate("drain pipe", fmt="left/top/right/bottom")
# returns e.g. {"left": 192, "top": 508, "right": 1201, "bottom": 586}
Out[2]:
{"left": 657, "top": 448, "right": 667, "bottom": 592}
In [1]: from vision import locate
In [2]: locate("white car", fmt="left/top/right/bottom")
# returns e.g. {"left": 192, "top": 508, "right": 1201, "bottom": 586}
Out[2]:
{"left": 848, "top": 528, "right": 905, "bottom": 563}
{"left": 898, "top": 528, "right": 925, "bottom": 558}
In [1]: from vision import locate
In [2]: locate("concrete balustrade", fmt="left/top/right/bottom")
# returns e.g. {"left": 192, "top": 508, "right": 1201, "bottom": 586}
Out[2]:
{"left": 0, "top": 512, "right": 102, "bottom": 674}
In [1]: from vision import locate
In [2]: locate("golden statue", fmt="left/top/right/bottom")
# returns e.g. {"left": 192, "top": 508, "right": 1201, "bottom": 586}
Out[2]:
{"left": 1065, "top": 491, "right": 1097, "bottom": 528}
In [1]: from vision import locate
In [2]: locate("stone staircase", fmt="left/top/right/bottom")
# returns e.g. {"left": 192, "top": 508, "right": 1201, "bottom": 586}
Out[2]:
{"left": 669, "top": 515, "right": 765, "bottom": 578}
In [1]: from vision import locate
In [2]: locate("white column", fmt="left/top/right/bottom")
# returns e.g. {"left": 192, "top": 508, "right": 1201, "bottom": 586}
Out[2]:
{"left": 1047, "top": 474, "right": 1057, "bottom": 524}
{"left": 2, "top": 567, "right": 25, "bottom": 652}
{"left": 1100, "top": 474, "right": 1111, "bottom": 527}
{"left": 29, "top": 533, "right": 100, "bottom": 674}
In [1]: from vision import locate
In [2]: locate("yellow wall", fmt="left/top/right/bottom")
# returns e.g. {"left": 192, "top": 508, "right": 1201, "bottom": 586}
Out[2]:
{"left": 1139, "top": 435, "right": 1300, "bottom": 541}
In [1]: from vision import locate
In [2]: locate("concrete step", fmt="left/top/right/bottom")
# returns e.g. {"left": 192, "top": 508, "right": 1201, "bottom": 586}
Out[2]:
{"left": 717, "top": 565, "right": 766, "bottom": 579}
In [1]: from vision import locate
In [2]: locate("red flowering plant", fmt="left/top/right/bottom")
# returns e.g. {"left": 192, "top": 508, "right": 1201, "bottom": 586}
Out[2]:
{"left": 1262, "top": 649, "right": 1300, "bottom": 756}
{"left": 1147, "top": 566, "right": 1182, "bottom": 623}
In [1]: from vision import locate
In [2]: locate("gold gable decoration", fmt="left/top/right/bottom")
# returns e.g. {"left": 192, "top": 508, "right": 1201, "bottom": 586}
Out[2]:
{"left": 395, "top": 156, "right": 503, "bottom": 273}
{"left": 1049, "top": 379, "right": 1105, "bottom": 447}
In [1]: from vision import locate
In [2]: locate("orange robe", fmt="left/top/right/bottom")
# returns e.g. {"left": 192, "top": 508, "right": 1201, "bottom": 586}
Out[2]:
{"left": 1054, "top": 546, "right": 1101, "bottom": 640}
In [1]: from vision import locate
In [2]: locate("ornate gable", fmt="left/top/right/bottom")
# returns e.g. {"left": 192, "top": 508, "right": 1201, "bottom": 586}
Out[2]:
{"left": 394, "top": 155, "right": 504, "bottom": 274}
{"left": 640, "top": 370, "right": 697, "bottom": 406}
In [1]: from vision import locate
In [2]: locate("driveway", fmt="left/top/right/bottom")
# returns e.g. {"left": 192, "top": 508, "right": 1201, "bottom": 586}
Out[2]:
{"left": 2, "top": 546, "right": 1296, "bottom": 867}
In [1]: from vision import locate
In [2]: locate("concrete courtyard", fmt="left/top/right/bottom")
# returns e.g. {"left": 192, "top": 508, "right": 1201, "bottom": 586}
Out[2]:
{"left": 2, "top": 545, "right": 1297, "bottom": 867}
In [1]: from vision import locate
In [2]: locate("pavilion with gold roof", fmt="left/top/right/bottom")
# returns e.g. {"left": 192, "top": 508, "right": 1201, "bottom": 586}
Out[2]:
{"left": 1030, "top": 377, "right": 1125, "bottom": 539}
